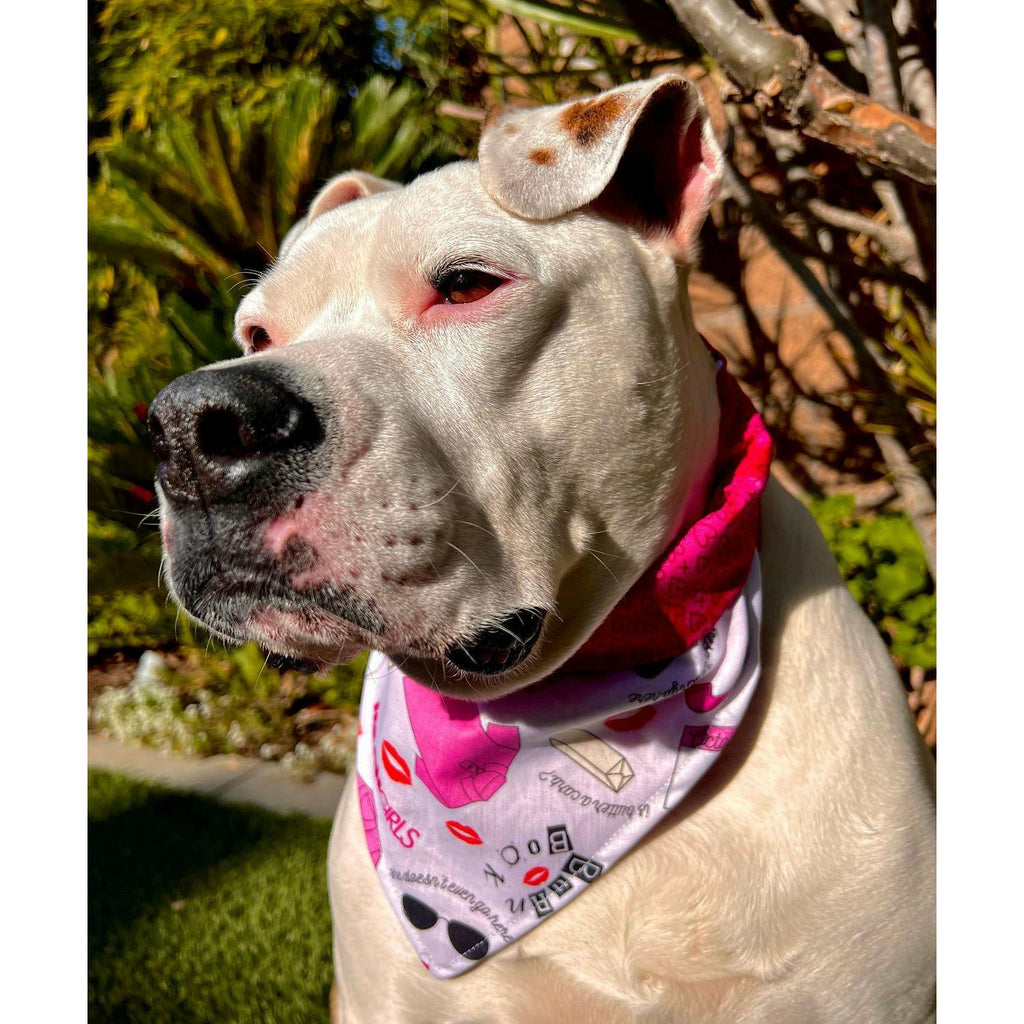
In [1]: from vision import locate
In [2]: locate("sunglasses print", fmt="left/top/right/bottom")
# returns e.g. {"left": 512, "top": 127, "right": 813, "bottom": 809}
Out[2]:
{"left": 401, "top": 894, "right": 489, "bottom": 961}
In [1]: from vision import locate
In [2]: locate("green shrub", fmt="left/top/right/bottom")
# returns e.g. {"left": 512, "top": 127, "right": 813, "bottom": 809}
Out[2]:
{"left": 88, "top": 513, "right": 172, "bottom": 654}
{"left": 88, "top": 591, "right": 180, "bottom": 657}
{"left": 91, "top": 0, "right": 379, "bottom": 132}
{"left": 810, "top": 494, "right": 935, "bottom": 672}
{"left": 91, "top": 646, "right": 367, "bottom": 775}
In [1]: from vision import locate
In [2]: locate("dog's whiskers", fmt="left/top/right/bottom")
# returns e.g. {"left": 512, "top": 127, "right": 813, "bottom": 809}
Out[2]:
{"left": 488, "top": 621, "right": 527, "bottom": 645}
{"left": 364, "top": 653, "right": 389, "bottom": 687}
{"left": 453, "top": 519, "right": 499, "bottom": 541}
{"left": 255, "top": 650, "right": 271, "bottom": 685}
{"left": 543, "top": 602, "right": 564, "bottom": 626}
{"left": 115, "top": 508, "right": 161, "bottom": 527}
{"left": 633, "top": 369, "right": 678, "bottom": 387}
{"left": 446, "top": 541, "right": 488, "bottom": 581}
{"left": 634, "top": 357, "right": 692, "bottom": 388}
{"left": 419, "top": 480, "right": 461, "bottom": 509}
{"left": 225, "top": 270, "right": 264, "bottom": 295}
{"left": 393, "top": 651, "right": 424, "bottom": 687}
{"left": 586, "top": 548, "right": 621, "bottom": 584}
{"left": 417, "top": 656, "right": 448, "bottom": 696}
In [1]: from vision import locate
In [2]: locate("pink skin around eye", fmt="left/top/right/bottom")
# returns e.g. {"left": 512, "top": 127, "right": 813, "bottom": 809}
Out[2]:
{"left": 417, "top": 276, "right": 523, "bottom": 326}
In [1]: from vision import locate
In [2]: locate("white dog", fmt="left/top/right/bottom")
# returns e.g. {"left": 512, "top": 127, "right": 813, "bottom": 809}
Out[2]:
{"left": 149, "top": 75, "right": 935, "bottom": 1023}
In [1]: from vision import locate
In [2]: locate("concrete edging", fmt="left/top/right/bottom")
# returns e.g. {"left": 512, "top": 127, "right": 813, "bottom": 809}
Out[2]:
{"left": 87, "top": 734, "right": 347, "bottom": 820}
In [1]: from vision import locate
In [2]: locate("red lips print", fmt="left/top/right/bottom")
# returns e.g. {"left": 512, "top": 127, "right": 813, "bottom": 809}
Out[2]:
{"left": 381, "top": 741, "right": 412, "bottom": 785}
{"left": 685, "top": 682, "right": 729, "bottom": 713}
{"left": 522, "top": 866, "right": 549, "bottom": 887}
{"left": 603, "top": 706, "right": 657, "bottom": 731}
{"left": 445, "top": 820, "right": 483, "bottom": 845}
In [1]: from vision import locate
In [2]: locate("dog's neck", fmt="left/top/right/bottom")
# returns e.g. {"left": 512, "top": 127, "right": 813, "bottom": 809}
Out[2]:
{"left": 564, "top": 356, "right": 771, "bottom": 674}
{"left": 666, "top": 276, "right": 722, "bottom": 543}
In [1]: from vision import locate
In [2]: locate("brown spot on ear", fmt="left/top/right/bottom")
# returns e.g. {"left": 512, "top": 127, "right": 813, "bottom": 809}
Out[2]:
{"left": 528, "top": 147, "right": 555, "bottom": 166}
{"left": 482, "top": 103, "right": 506, "bottom": 133}
{"left": 503, "top": 123, "right": 518, "bottom": 135}
{"left": 559, "top": 94, "right": 627, "bottom": 147}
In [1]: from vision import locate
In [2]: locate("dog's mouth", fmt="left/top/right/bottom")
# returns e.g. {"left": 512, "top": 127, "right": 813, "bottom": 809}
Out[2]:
{"left": 167, "top": 526, "right": 548, "bottom": 682}
{"left": 444, "top": 607, "right": 546, "bottom": 676}
{"left": 187, "top": 569, "right": 545, "bottom": 681}
{"left": 257, "top": 606, "right": 547, "bottom": 685}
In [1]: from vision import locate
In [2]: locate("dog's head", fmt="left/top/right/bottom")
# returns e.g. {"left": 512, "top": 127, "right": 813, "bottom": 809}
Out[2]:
{"left": 149, "top": 74, "right": 724, "bottom": 698}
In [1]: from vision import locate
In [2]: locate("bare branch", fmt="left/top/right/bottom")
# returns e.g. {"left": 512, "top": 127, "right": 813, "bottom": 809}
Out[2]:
{"left": 665, "top": 0, "right": 936, "bottom": 185}
{"left": 749, "top": 0, "right": 780, "bottom": 29}
{"left": 788, "top": 2, "right": 934, "bottom": 126}
{"left": 736, "top": 103, "right": 932, "bottom": 301}
{"left": 665, "top": 0, "right": 803, "bottom": 95}
{"left": 892, "top": 0, "right": 916, "bottom": 36}
{"left": 803, "top": 196, "right": 917, "bottom": 268}
{"left": 874, "top": 433, "right": 936, "bottom": 577}
{"left": 861, "top": 0, "right": 903, "bottom": 111}
{"left": 801, "top": 0, "right": 865, "bottom": 68}
{"left": 898, "top": 52, "right": 936, "bottom": 126}
{"left": 871, "top": 179, "right": 926, "bottom": 282}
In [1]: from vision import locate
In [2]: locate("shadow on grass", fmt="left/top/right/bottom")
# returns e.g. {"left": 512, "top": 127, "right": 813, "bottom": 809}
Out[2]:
{"left": 89, "top": 768, "right": 335, "bottom": 1024}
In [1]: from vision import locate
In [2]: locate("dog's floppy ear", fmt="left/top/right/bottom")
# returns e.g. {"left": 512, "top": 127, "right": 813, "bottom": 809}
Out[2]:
{"left": 478, "top": 75, "right": 722, "bottom": 263}
{"left": 306, "top": 171, "right": 401, "bottom": 223}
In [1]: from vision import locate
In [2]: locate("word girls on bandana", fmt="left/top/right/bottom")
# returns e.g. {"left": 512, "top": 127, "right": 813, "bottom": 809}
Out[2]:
{"left": 353, "top": 365, "right": 771, "bottom": 978}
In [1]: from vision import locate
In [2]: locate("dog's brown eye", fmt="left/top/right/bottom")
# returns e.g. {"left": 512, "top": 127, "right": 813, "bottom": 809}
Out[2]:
{"left": 248, "top": 325, "right": 273, "bottom": 352}
{"left": 437, "top": 269, "right": 503, "bottom": 304}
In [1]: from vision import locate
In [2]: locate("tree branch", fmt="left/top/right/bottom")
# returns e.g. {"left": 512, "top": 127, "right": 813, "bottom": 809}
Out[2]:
{"left": 861, "top": 0, "right": 904, "bottom": 111}
{"left": 742, "top": 110, "right": 933, "bottom": 303}
{"left": 801, "top": 0, "right": 865, "bottom": 69}
{"left": 665, "top": 0, "right": 803, "bottom": 95}
{"left": 874, "top": 433, "right": 936, "bottom": 577}
{"left": 803, "top": 196, "right": 917, "bottom": 269}
{"left": 664, "top": 0, "right": 936, "bottom": 186}
{"left": 898, "top": 52, "right": 936, "bottom": 126}
{"left": 856, "top": 0, "right": 933, "bottom": 288}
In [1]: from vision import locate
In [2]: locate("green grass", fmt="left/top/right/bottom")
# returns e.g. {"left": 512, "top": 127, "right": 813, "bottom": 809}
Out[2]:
{"left": 89, "top": 768, "right": 335, "bottom": 1023}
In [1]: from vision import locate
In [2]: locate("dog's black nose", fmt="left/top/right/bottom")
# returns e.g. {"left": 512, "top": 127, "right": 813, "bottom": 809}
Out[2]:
{"left": 148, "top": 364, "right": 324, "bottom": 505}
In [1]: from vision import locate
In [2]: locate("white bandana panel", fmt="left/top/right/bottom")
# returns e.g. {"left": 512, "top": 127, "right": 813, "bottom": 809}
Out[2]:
{"left": 354, "top": 557, "right": 762, "bottom": 978}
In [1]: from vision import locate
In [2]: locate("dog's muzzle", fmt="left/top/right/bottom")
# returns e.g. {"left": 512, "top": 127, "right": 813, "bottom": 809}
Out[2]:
{"left": 148, "top": 362, "right": 325, "bottom": 508}
{"left": 147, "top": 361, "right": 350, "bottom": 643}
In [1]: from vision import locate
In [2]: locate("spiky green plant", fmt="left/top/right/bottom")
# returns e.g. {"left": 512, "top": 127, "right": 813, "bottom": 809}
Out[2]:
{"left": 91, "top": 0, "right": 379, "bottom": 133}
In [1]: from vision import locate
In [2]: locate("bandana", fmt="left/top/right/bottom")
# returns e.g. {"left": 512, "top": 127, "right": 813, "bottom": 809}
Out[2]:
{"left": 353, "top": 365, "right": 772, "bottom": 978}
